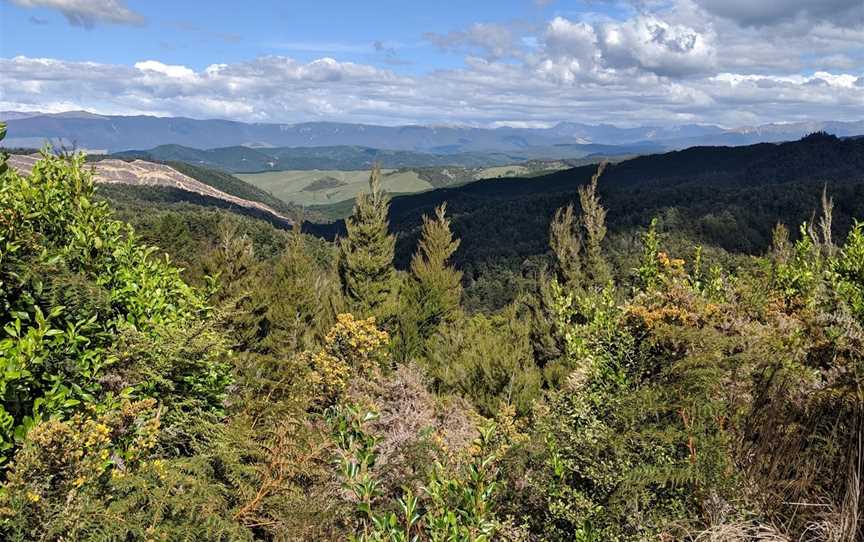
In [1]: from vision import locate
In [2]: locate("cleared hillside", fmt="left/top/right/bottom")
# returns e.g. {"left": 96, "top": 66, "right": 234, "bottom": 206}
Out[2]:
{"left": 7, "top": 154, "right": 294, "bottom": 225}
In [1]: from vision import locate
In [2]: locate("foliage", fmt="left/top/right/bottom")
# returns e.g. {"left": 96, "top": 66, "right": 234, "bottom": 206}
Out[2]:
{"left": 0, "top": 151, "right": 228, "bottom": 465}
{"left": 331, "top": 403, "right": 504, "bottom": 542}
{"left": 578, "top": 162, "right": 611, "bottom": 287}
{"left": 304, "top": 313, "right": 390, "bottom": 406}
{"left": 3, "top": 149, "right": 863, "bottom": 542}
{"left": 425, "top": 306, "right": 541, "bottom": 417}
{"left": 339, "top": 165, "right": 398, "bottom": 321}
{"left": 0, "top": 123, "right": 7, "bottom": 176}
{"left": 833, "top": 222, "right": 864, "bottom": 320}
{"left": 396, "top": 203, "right": 463, "bottom": 362}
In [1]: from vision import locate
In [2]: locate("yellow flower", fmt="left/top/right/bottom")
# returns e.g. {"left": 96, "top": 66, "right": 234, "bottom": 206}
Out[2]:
{"left": 26, "top": 492, "right": 40, "bottom": 503}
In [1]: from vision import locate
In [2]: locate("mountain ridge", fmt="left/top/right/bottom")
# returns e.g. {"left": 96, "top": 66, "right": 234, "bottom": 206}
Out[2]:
{"left": 2, "top": 110, "right": 862, "bottom": 154}
{"left": 109, "top": 143, "right": 645, "bottom": 172}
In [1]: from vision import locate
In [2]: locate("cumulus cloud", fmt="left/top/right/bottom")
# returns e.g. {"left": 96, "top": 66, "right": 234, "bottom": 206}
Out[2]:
{"left": 694, "top": 0, "right": 863, "bottom": 28}
{"left": 9, "top": 0, "right": 145, "bottom": 28}
{"left": 1, "top": 52, "right": 861, "bottom": 128}
{"left": 599, "top": 15, "right": 715, "bottom": 76}
{"left": 134, "top": 60, "right": 197, "bottom": 80}
{"left": 0, "top": 55, "right": 406, "bottom": 122}
{"left": 2, "top": 2, "right": 862, "bottom": 128}
{"left": 544, "top": 17, "right": 598, "bottom": 65}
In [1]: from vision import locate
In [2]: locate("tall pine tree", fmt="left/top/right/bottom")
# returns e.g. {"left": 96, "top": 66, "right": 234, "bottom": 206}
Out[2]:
{"left": 338, "top": 165, "right": 396, "bottom": 320}
{"left": 578, "top": 162, "right": 610, "bottom": 287}
{"left": 396, "top": 203, "right": 462, "bottom": 361}
{"left": 527, "top": 163, "right": 609, "bottom": 380}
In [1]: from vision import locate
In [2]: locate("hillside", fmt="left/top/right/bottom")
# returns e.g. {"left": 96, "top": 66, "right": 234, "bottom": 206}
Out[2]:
{"left": 112, "top": 143, "right": 635, "bottom": 172}
{"left": 237, "top": 160, "right": 584, "bottom": 212}
{"left": 303, "top": 133, "right": 864, "bottom": 306}
{"left": 7, "top": 154, "right": 295, "bottom": 226}
{"left": 7, "top": 137, "right": 862, "bottom": 542}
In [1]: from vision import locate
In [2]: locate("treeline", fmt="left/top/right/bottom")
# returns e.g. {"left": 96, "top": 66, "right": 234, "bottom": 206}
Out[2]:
{"left": 1, "top": 128, "right": 863, "bottom": 541}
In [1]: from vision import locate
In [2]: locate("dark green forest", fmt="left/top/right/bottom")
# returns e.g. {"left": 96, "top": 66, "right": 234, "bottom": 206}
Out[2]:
{"left": 362, "top": 133, "right": 864, "bottom": 310}
{"left": 1, "top": 121, "right": 863, "bottom": 541}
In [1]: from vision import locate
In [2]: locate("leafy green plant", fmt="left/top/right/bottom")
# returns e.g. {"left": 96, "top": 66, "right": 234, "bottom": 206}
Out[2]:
{"left": 0, "top": 151, "right": 228, "bottom": 463}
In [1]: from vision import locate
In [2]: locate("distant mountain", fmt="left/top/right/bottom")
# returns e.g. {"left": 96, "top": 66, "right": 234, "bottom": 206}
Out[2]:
{"left": 0, "top": 111, "right": 43, "bottom": 121}
{"left": 3, "top": 111, "right": 862, "bottom": 154}
{"left": 7, "top": 153, "right": 294, "bottom": 225}
{"left": 111, "top": 143, "right": 649, "bottom": 172}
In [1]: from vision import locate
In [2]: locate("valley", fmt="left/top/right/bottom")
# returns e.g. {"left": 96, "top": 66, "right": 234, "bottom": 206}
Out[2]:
{"left": 236, "top": 161, "right": 575, "bottom": 212}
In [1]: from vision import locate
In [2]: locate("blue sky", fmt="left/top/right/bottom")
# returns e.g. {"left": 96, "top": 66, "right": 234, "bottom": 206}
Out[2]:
{"left": 1, "top": 1, "right": 630, "bottom": 72}
{"left": 1, "top": 0, "right": 862, "bottom": 126}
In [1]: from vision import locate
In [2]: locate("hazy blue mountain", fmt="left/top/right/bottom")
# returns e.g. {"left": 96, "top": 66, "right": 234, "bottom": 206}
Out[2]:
{"left": 0, "top": 111, "right": 44, "bottom": 121}
{"left": 2, "top": 111, "right": 862, "bottom": 154}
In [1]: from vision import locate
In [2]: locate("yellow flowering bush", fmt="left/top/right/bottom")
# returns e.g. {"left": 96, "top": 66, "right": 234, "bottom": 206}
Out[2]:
{"left": 0, "top": 399, "right": 160, "bottom": 532}
{"left": 306, "top": 313, "right": 389, "bottom": 405}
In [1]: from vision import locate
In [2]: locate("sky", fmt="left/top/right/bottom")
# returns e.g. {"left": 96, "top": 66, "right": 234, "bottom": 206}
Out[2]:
{"left": 0, "top": 0, "right": 862, "bottom": 127}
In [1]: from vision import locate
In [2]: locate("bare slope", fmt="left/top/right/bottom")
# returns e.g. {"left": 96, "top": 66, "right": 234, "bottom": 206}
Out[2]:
{"left": 7, "top": 154, "right": 292, "bottom": 225}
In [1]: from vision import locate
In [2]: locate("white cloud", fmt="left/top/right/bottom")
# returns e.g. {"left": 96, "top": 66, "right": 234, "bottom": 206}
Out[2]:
{"left": 599, "top": 15, "right": 715, "bottom": 76}
{"left": 135, "top": 60, "right": 197, "bottom": 80}
{"left": 713, "top": 72, "right": 860, "bottom": 89}
{"left": 544, "top": 17, "right": 598, "bottom": 68}
{"left": 1, "top": 3, "right": 862, "bottom": 128}
{"left": 9, "top": 0, "right": 144, "bottom": 28}
{"left": 694, "top": 0, "right": 863, "bottom": 27}
{"left": 1, "top": 52, "right": 860, "bottom": 128}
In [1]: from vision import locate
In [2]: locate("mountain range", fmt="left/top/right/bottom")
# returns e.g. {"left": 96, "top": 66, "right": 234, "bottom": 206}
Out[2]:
{"left": 2, "top": 110, "right": 862, "bottom": 155}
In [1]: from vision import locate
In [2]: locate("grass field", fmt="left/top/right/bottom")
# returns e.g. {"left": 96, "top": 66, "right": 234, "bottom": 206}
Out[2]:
{"left": 237, "top": 169, "right": 434, "bottom": 207}
{"left": 238, "top": 162, "right": 575, "bottom": 219}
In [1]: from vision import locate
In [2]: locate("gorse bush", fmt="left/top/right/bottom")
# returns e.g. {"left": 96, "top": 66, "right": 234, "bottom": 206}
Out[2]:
{"left": 1, "top": 144, "right": 861, "bottom": 542}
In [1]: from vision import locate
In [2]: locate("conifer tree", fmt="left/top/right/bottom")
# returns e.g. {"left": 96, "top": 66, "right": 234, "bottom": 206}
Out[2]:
{"left": 547, "top": 162, "right": 609, "bottom": 289}
{"left": 530, "top": 163, "right": 610, "bottom": 374}
{"left": 397, "top": 203, "right": 462, "bottom": 361}
{"left": 549, "top": 203, "right": 582, "bottom": 286}
{"left": 338, "top": 165, "right": 396, "bottom": 319}
{"left": 578, "top": 162, "right": 610, "bottom": 286}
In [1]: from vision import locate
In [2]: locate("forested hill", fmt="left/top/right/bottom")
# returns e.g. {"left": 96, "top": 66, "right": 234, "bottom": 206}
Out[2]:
{"left": 389, "top": 132, "right": 864, "bottom": 204}
{"left": 305, "top": 133, "right": 864, "bottom": 303}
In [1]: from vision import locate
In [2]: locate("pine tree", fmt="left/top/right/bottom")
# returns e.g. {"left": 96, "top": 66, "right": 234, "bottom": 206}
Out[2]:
{"left": 338, "top": 165, "right": 396, "bottom": 320}
{"left": 409, "top": 203, "right": 463, "bottom": 330}
{"left": 397, "top": 203, "right": 462, "bottom": 361}
{"left": 578, "top": 162, "right": 610, "bottom": 287}
{"left": 530, "top": 163, "right": 610, "bottom": 377}
{"left": 549, "top": 203, "right": 582, "bottom": 286}
{"left": 547, "top": 162, "right": 609, "bottom": 289}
